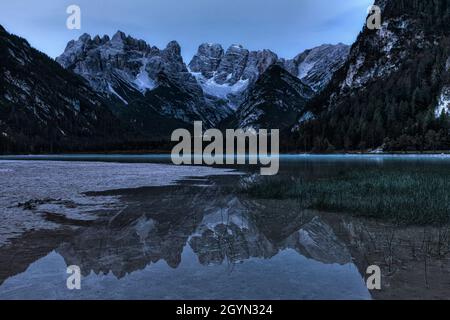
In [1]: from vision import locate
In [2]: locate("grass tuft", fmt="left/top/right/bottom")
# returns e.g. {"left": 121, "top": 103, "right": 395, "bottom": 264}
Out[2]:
{"left": 241, "top": 168, "right": 450, "bottom": 226}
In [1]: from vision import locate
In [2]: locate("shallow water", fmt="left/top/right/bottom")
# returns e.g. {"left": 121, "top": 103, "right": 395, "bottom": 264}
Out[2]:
{"left": 0, "top": 154, "right": 449, "bottom": 300}
{"left": 0, "top": 248, "right": 370, "bottom": 300}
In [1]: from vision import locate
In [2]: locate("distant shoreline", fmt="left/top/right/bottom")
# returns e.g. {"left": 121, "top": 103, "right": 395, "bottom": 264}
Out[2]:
{"left": 1, "top": 150, "right": 450, "bottom": 157}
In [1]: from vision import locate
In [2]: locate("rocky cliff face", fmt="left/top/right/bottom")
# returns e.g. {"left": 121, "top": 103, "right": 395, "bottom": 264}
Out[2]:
{"left": 297, "top": 0, "right": 450, "bottom": 151}
{"left": 233, "top": 65, "right": 315, "bottom": 130}
{"left": 189, "top": 44, "right": 279, "bottom": 109}
{"left": 57, "top": 31, "right": 188, "bottom": 97}
{"left": 190, "top": 44, "right": 279, "bottom": 85}
{"left": 0, "top": 25, "right": 126, "bottom": 153}
{"left": 57, "top": 31, "right": 231, "bottom": 132}
{"left": 57, "top": 33, "right": 350, "bottom": 133}
{"left": 282, "top": 44, "right": 350, "bottom": 92}
{"left": 188, "top": 43, "right": 224, "bottom": 78}
{"left": 189, "top": 43, "right": 349, "bottom": 109}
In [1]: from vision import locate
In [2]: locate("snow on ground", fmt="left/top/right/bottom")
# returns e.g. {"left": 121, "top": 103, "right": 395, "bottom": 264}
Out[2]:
{"left": 0, "top": 161, "right": 239, "bottom": 245}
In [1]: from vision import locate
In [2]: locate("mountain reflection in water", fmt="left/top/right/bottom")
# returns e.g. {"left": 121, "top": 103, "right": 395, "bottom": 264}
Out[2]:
{"left": 0, "top": 174, "right": 371, "bottom": 300}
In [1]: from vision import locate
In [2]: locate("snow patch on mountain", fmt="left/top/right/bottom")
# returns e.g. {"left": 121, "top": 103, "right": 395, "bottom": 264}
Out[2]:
{"left": 298, "top": 61, "right": 316, "bottom": 80}
{"left": 108, "top": 84, "right": 128, "bottom": 105}
{"left": 378, "top": 22, "right": 399, "bottom": 54}
{"left": 299, "top": 111, "right": 315, "bottom": 124}
{"left": 134, "top": 62, "right": 157, "bottom": 92}
{"left": 435, "top": 87, "right": 450, "bottom": 118}
{"left": 192, "top": 72, "right": 249, "bottom": 101}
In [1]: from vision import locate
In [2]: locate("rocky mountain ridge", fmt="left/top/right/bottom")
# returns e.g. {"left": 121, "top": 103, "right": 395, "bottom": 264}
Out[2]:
{"left": 57, "top": 32, "right": 350, "bottom": 132}
{"left": 56, "top": 31, "right": 228, "bottom": 131}
{"left": 189, "top": 42, "right": 350, "bottom": 107}
{"left": 232, "top": 65, "right": 315, "bottom": 130}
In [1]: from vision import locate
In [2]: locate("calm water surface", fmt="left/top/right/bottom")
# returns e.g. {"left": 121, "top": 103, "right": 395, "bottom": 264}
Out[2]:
{"left": 1, "top": 154, "right": 449, "bottom": 299}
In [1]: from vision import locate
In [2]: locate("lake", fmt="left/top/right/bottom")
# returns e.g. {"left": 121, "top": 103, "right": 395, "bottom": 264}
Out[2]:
{"left": 0, "top": 154, "right": 449, "bottom": 299}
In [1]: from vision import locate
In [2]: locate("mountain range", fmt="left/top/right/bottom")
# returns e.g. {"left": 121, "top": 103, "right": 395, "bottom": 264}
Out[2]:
{"left": 1, "top": 0, "right": 449, "bottom": 153}
{"left": 55, "top": 32, "right": 349, "bottom": 134}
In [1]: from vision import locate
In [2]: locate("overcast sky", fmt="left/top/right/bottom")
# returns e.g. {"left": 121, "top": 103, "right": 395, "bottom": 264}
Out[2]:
{"left": 0, "top": 0, "right": 373, "bottom": 60}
